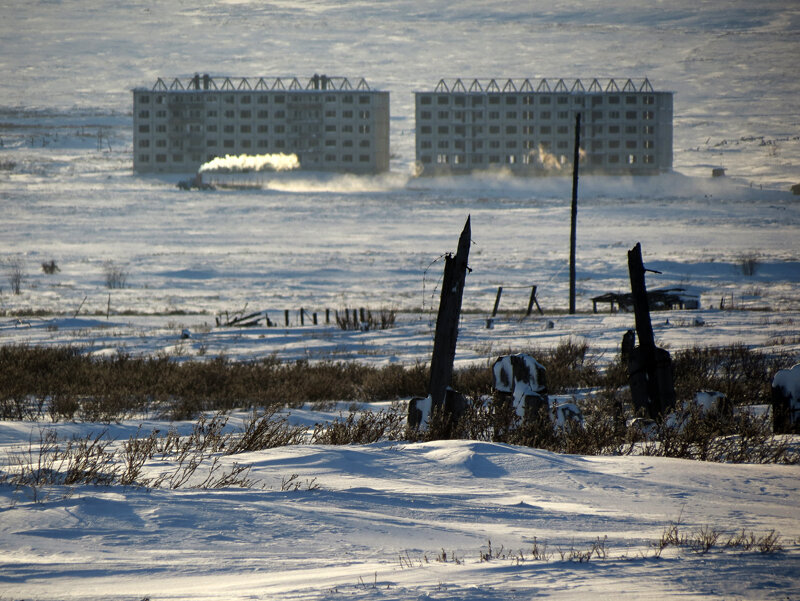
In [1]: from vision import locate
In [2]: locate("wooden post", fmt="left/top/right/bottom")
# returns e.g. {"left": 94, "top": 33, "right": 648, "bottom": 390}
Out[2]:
{"left": 313, "top": 312, "right": 318, "bottom": 325}
{"left": 569, "top": 112, "right": 581, "bottom": 315}
{"left": 300, "top": 308, "right": 305, "bottom": 326}
{"left": 325, "top": 308, "right": 330, "bottom": 324}
{"left": 284, "top": 309, "right": 289, "bottom": 327}
{"left": 526, "top": 285, "right": 544, "bottom": 316}
{"left": 627, "top": 242, "right": 675, "bottom": 418}
{"left": 491, "top": 286, "right": 503, "bottom": 317}
{"left": 428, "top": 216, "right": 472, "bottom": 416}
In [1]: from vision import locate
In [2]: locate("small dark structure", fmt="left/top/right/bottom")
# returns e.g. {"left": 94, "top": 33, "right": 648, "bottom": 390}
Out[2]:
{"left": 712, "top": 167, "right": 726, "bottom": 177}
{"left": 772, "top": 364, "right": 800, "bottom": 434}
{"left": 624, "top": 243, "right": 676, "bottom": 420}
{"left": 791, "top": 183, "right": 800, "bottom": 196}
{"left": 591, "top": 287, "right": 698, "bottom": 313}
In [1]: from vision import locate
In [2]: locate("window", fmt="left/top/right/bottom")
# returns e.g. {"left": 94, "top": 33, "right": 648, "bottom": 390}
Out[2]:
{"left": 342, "top": 124, "right": 353, "bottom": 133}
{"left": 275, "top": 110, "right": 285, "bottom": 118}
{"left": 138, "top": 154, "right": 149, "bottom": 162}
{"left": 156, "top": 139, "right": 166, "bottom": 147}
{"left": 257, "top": 125, "right": 268, "bottom": 133}
{"left": 156, "top": 154, "right": 166, "bottom": 163}
{"left": 609, "top": 125, "right": 620, "bottom": 134}
{"left": 358, "top": 124, "right": 370, "bottom": 134}
{"left": 258, "top": 96, "right": 269, "bottom": 104}
{"left": 223, "top": 140, "right": 234, "bottom": 148}
{"left": 274, "top": 95, "right": 285, "bottom": 103}
{"left": 342, "top": 140, "right": 353, "bottom": 147}
{"left": 343, "top": 110, "right": 354, "bottom": 118}
{"left": 343, "top": 154, "right": 353, "bottom": 162}
{"left": 489, "top": 111, "right": 500, "bottom": 120}
{"left": 139, "top": 95, "right": 150, "bottom": 104}
{"left": 325, "top": 139, "right": 337, "bottom": 147}
{"left": 359, "top": 95, "right": 370, "bottom": 104}
{"left": 241, "top": 140, "right": 251, "bottom": 148}
{"left": 224, "top": 125, "right": 234, "bottom": 133}
{"left": 325, "top": 124, "right": 336, "bottom": 132}
{"left": 257, "top": 140, "right": 269, "bottom": 148}
{"left": 472, "top": 96, "right": 483, "bottom": 106}
{"left": 489, "top": 96, "right": 500, "bottom": 105}
{"left": 438, "top": 125, "right": 448, "bottom": 134}
{"left": 540, "top": 125, "right": 551, "bottom": 134}
{"left": 139, "top": 139, "right": 149, "bottom": 148}
{"left": 454, "top": 96, "right": 466, "bottom": 106}
{"left": 420, "top": 125, "right": 432, "bottom": 134}
{"left": 609, "top": 111, "right": 620, "bottom": 119}
{"left": 420, "top": 96, "right": 432, "bottom": 105}
{"left": 506, "top": 111, "right": 517, "bottom": 119}
{"left": 644, "top": 95, "right": 655, "bottom": 105}
{"left": 325, "top": 153, "right": 336, "bottom": 161}
{"left": 537, "top": 96, "right": 550, "bottom": 105}
{"left": 138, "top": 110, "right": 149, "bottom": 118}
{"left": 359, "top": 154, "right": 370, "bottom": 162}
{"left": 258, "top": 110, "right": 269, "bottom": 118}
{"left": 505, "top": 96, "right": 517, "bottom": 105}
{"left": 420, "top": 140, "right": 432, "bottom": 149}
{"left": 421, "top": 155, "right": 432, "bottom": 164}
{"left": 626, "top": 111, "right": 637, "bottom": 119}
{"left": 626, "top": 140, "right": 637, "bottom": 149}
{"left": 557, "top": 96, "right": 568, "bottom": 105}
{"left": 138, "top": 125, "right": 150, "bottom": 133}
{"left": 505, "top": 125, "right": 517, "bottom": 135}
{"left": 506, "top": 154, "right": 516, "bottom": 164}
{"left": 626, "top": 96, "right": 637, "bottom": 104}
{"left": 626, "top": 125, "right": 637, "bottom": 134}
{"left": 540, "top": 111, "right": 551, "bottom": 120}
{"left": 438, "top": 140, "right": 449, "bottom": 149}
{"left": 627, "top": 154, "right": 637, "bottom": 164}
{"left": 437, "top": 95, "right": 449, "bottom": 105}
{"left": 225, "top": 110, "right": 234, "bottom": 118}
{"left": 240, "top": 125, "right": 251, "bottom": 133}
{"left": 438, "top": 110, "right": 448, "bottom": 119}
{"left": 359, "top": 110, "right": 370, "bottom": 119}
{"left": 274, "top": 125, "right": 284, "bottom": 133}
{"left": 436, "top": 154, "right": 448, "bottom": 163}
{"left": 523, "top": 111, "right": 534, "bottom": 120}
{"left": 224, "top": 95, "right": 234, "bottom": 104}
{"left": 643, "top": 111, "right": 654, "bottom": 120}
{"left": 557, "top": 126, "right": 568, "bottom": 134}
{"left": 608, "top": 140, "right": 620, "bottom": 149}
{"left": 592, "top": 111, "right": 603, "bottom": 120}
{"left": 420, "top": 111, "right": 432, "bottom": 120}
{"left": 489, "top": 126, "right": 500, "bottom": 134}
{"left": 608, "top": 96, "right": 620, "bottom": 105}
{"left": 644, "top": 154, "right": 654, "bottom": 164}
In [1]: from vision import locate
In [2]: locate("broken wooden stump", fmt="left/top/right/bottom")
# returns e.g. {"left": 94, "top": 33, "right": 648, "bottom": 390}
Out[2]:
{"left": 408, "top": 216, "right": 472, "bottom": 434}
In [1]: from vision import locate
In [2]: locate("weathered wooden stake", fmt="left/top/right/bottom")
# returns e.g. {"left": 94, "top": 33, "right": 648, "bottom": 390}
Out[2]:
{"left": 428, "top": 216, "right": 472, "bottom": 415}
{"left": 526, "top": 285, "right": 544, "bottom": 316}
{"left": 627, "top": 242, "right": 675, "bottom": 418}
{"left": 491, "top": 286, "right": 503, "bottom": 317}
{"left": 284, "top": 309, "right": 289, "bottom": 327}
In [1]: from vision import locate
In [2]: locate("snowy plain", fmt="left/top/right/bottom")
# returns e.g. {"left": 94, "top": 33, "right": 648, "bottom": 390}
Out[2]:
{"left": 1, "top": 0, "right": 800, "bottom": 599}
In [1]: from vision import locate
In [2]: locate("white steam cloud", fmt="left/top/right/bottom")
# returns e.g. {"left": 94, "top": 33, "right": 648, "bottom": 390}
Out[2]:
{"left": 199, "top": 153, "right": 300, "bottom": 173}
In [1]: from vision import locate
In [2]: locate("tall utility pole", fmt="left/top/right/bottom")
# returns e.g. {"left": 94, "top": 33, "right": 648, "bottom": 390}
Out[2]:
{"left": 569, "top": 112, "right": 582, "bottom": 314}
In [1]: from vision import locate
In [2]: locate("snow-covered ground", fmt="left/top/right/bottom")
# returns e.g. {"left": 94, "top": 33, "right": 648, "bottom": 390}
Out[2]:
{"left": 1, "top": 1, "right": 799, "bottom": 598}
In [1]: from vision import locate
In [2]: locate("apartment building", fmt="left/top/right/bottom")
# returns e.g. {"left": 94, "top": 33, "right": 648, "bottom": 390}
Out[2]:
{"left": 414, "top": 78, "right": 672, "bottom": 175}
{"left": 133, "top": 74, "right": 390, "bottom": 174}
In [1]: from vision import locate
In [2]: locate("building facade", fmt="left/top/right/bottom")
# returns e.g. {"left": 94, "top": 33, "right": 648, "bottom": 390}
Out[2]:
{"left": 414, "top": 78, "right": 672, "bottom": 175}
{"left": 133, "top": 74, "right": 390, "bottom": 174}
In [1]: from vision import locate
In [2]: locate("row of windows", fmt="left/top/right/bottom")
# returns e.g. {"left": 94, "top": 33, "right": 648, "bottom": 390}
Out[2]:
{"left": 137, "top": 93, "right": 375, "bottom": 105}
{"left": 138, "top": 108, "right": 373, "bottom": 120}
{"left": 418, "top": 94, "right": 657, "bottom": 107}
{"left": 417, "top": 109, "right": 655, "bottom": 122}
{"left": 137, "top": 152, "right": 373, "bottom": 164}
{"left": 420, "top": 138, "right": 654, "bottom": 150}
{"left": 418, "top": 124, "right": 653, "bottom": 136}
{"left": 419, "top": 153, "right": 657, "bottom": 166}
